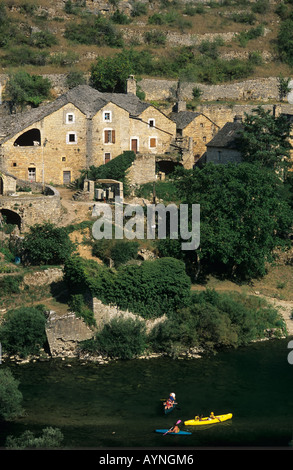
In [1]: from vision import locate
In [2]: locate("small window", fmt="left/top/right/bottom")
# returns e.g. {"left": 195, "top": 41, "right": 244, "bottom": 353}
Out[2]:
{"left": 148, "top": 119, "right": 155, "bottom": 128}
{"left": 203, "top": 136, "right": 206, "bottom": 142}
{"left": 150, "top": 137, "right": 157, "bottom": 148}
{"left": 12, "top": 162, "right": 17, "bottom": 167}
{"left": 104, "top": 129, "right": 115, "bottom": 144}
{"left": 66, "top": 113, "right": 75, "bottom": 124}
{"left": 67, "top": 132, "right": 77, "bottom": 144}
{"left": 62, "top": 157, "right": 66, "bottom": 162}
{"left": 104, "top": 153, "right": 111, "bottom": 164}
{"left": 200, "top": 122, "right": 204, "bottom": 128}
{"left": 103, "top": 111, "right": 112, "bottom": 122}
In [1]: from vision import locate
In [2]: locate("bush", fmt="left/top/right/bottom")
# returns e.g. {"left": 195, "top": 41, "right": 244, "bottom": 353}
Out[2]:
{"left": 111, "top": 10, "right": 132, "bottom": 24}
{"left": 0, "top": 369, "right": 23, "bottom": 421}
{"left": 22, "top": 222, "right": 75, "bottom": 265}
{"left": 0, "top": 275, "right": 24, "bottom": 295}
{"left": 6, "top": 427, "right": 64, "bottom": 449}
{"left": 79, "top": 151, "right": 136, "bottom": 192}
{"left": 29, "top": 30, "right": 58, "bottom": 48}
{"left": 80, "top": 317, "right": 147, "bottom": 359}
{"left": 64, "top": 256, "right": 191, "bottom": 319}
{"left": 5, "top": 70, "right": 51, "bottom": 110}
{"left": 144, "top": 30, "right": 167, "bottom": 45}
{"left": 0, "top": 305, "right": 47, "bottom": 358}
{"left": 65, "top": 16, "right": 123, "bottom": 47}
{"left": 92, "top": 239, "right": 139, "bottom": 267}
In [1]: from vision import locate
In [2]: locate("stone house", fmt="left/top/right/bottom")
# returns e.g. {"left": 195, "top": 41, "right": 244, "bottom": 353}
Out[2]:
{"left": 205, "top": 116, "right": 243, "bottom": 165}
{"left": 0, "top": 81, "right": 176, "bottom": 185}
{"left": 169, "top": 101, "right": 219, "bottom": 168}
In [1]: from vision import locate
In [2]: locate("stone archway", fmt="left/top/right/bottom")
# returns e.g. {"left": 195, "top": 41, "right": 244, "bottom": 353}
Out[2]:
{"left": 0, "top": 208, "right": 21, "bottom": 230}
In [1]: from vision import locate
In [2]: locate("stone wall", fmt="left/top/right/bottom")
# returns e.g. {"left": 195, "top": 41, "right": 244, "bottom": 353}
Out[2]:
{"left": 91, "top": 297, "right": 166, "bottom": 334}
{"left": 127, "top": 153, "right": 156, "bottom": 186}
{"left": 45, "top": 310, "right": 94, "bottom": 358}
{"left": 0, "top": 184, "right": 61, "bottom": 231}
{"left": 140, "top": 77, "right": 283, "bottom": 102}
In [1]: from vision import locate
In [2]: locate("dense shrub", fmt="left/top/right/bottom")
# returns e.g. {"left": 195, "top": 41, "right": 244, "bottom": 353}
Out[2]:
{"left": 65, "top": 16, "right": 123, "bottom": 47}
{"left": 0, "top": 305, "right": 47, "bottom": 358}
{"left": 149, "top": 289, "right": 286, "bottom": 355}
{"left": 5, "top": 70, "right": 51, "bottom": 109}
{"left": 22, "top": 222, "right": 75, "bottom": 265}
{"left": 78, "top": 151, "right": 136, "bottom": 192}
{"left": 64, "top": 256, "right": 191, "bottom": 319}
{"left": 0, "top": 275, "right": 24, "bottom": 295}
{"left": 6, "top": 427, "right": 64, "bottom": 449}
{"left": 80, "top": 317, "right": 147, "bottom": 359}
{"left": 92, "top": 239, "right": 139, "bottom": 267}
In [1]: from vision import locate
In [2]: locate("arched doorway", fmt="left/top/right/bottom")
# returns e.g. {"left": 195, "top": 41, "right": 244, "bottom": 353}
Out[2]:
{"left": 0, "top": 209, "right": 21, "bottom": 230}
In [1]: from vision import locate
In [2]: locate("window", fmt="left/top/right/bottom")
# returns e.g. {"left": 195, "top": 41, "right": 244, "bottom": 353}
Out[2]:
{"left": 104, "top": 153, "right": 111, "bottom": 164}
{"left": 149, "top": 137, "right": 157, "bottom": 149}
{"left": 200, "top": 122, "right": 204, "bottom": 128}
{"left": 148, "top": 119, "right": 155, "bottom": 128}
{"left": 104, "top": 129, "right": 115, "bottom": 144}
{"left": 66, "top": 132, "right": 77, "bottom": 144}
{"left": 103, "top": 111, "right": 112, "bottom": 122}
{"left": 203, "top": 136, "right": 206, "bottom": 142}
{"left": 66, "top": 113, "right": 75, "bottom": 124}
{"left": 62, "top": 157, "right": 66, "bottom": 162}
{"left": 12, "top": 162, "right": 17, "bottom": 167}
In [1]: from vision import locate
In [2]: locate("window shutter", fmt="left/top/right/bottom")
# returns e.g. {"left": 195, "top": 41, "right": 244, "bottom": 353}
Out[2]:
{"left": 104, "top": 130, "right": 109, "bottom": 143}
{"left": 150, "top": 137, "right": 156, "bottom": 148}
{"left": 112, "top": 130, "right": 115, "bottom": 144}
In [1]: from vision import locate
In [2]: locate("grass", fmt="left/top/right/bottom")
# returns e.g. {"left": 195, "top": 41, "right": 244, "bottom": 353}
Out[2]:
{"left": 191, "top": 262, "right": 293, "bottom": 302}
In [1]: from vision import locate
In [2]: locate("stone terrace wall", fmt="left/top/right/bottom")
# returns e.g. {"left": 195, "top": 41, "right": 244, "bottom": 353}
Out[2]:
{"left": 140, "top": 77, "right": 282, "bottom": 102}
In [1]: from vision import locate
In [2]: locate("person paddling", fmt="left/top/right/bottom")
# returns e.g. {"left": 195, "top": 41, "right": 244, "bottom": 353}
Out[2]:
{"left": 164, "top": 392, "right": 176, "bottom": 410}
{"left": 164, "top": 419, "right": 181, "bottom": 435}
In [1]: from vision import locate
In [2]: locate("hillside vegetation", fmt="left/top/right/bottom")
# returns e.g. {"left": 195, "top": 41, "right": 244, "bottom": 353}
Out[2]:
{"left": 0, "top": 0, "right": 292, "bottom": 82}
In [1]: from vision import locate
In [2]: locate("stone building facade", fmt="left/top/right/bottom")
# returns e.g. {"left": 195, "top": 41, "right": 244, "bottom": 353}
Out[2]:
{"left": 170, "top": 102, "right": 219, "bottom": 166}
{"left": 0, "top": 82, "right": 176, "bottom": 186}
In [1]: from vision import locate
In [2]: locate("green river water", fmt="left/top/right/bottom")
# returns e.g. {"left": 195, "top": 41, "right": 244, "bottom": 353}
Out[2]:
{"left": 1, "top": 337, "right": 293, "bottom": 450}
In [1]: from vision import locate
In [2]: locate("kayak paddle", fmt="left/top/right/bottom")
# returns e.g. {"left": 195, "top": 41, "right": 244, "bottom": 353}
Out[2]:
{"left": 163, "top": 420, "right": 181, "bottom": 435}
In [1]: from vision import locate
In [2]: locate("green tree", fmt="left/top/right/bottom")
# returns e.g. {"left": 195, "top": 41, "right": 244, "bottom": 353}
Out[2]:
{"left": 22, "top": 222, "right": 75, "bottom": 265}
{"left": 91, "top": 54, "right": 132, "bottom": 93}
{"left": 5, "top": 70, "right": 51, "bottom": 110}
{"left": 0, "top": 369, "right": 23, "bottom": 420}
{"left": 237, "top": 106, "right": 292, "bottom": 170}
{"left": 0, "top": 306, "right": 47, "bottom": 358}
{"left": 175, "top": 163, "right": 293, "bottom": 280}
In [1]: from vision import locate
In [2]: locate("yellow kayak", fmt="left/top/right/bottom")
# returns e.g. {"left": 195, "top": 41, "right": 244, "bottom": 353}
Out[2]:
{"left": 184, "top": 413, "right": 232, "bottom": 426}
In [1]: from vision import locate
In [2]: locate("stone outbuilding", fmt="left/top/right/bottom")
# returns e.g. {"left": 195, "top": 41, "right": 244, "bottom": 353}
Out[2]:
{"left": 205, "top": 116, "right": 243, "bottom": 165}
{"left": 169, "top": 103, "right": 219, "bottom": 167}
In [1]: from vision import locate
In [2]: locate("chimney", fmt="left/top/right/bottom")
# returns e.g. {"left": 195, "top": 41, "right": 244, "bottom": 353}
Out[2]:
{"left": 127, "top": 75, "right": 136, "bottom": 95}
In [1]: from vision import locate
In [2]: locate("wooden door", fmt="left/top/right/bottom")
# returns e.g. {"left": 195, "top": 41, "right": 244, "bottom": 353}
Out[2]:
{"left": 131, "top": 138, "right": 138, "bottom": 153}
